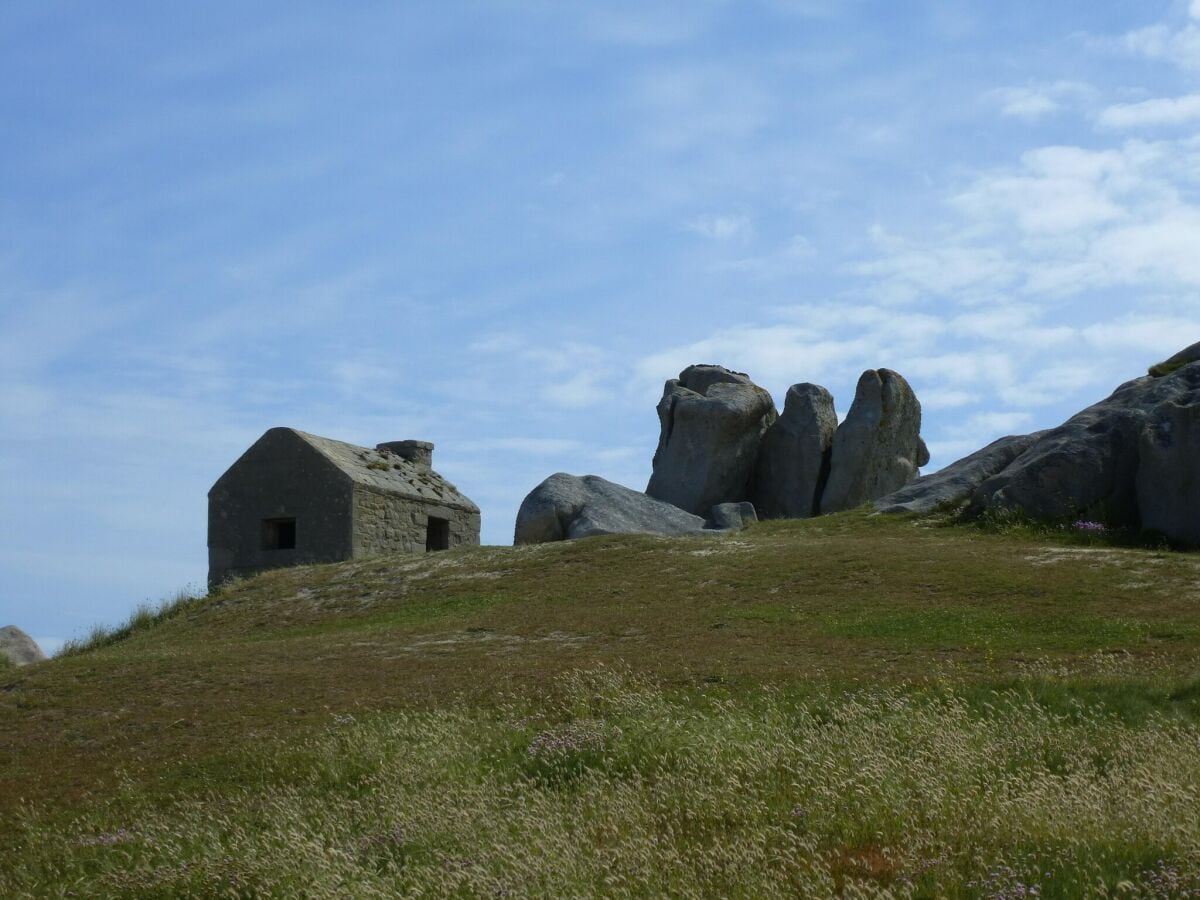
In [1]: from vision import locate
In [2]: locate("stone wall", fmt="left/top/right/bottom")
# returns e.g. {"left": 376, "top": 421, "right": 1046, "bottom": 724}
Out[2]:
{"left": 352, "top": 485, "right": 480, "bottom": 557}
{"left": 208, "top": 430, "right": 354, "bottom": 587}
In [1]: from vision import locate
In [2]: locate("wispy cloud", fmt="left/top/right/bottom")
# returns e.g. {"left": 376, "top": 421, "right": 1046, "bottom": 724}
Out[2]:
{"left": 985, "top": 82, "right": 1093, "bottom": 121}
{"left": 1098, "top": 94, "right": 1200, "bottom": 129}
{"left": 1118, "top": 18, "right": 1200, "bottom": 71}
{"left": 685, "top": 213, "right": 754, "bottom": 242}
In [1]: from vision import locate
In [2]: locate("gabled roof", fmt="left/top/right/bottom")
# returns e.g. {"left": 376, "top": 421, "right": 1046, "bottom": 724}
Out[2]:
{"left": 293, "top": 429, "right": 478, "bottom": 513}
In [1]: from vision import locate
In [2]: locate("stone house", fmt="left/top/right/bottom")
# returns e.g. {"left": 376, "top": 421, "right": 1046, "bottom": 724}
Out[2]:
{"left": 207, "top": 428, "right": 480, "bottom": 587}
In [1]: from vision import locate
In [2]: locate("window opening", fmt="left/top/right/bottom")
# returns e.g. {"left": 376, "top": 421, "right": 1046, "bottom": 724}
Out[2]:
{"left": 262, "top": 518, "right": 297, "bottom": 550}
{"left": 426, "top": 516, "right": 450, "bottom": 552}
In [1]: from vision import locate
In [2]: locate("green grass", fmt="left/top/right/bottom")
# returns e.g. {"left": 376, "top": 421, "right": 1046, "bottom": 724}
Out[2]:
{"left": 1149, "top": 359, "right": 1185, "bottom": 378}
{"left": 5, "top": 510, "right": 1200, "bottom": 896}
{"left": 958, "top": 503, "right": 1177, "bottom": 550}
{"left": 57, "top": 586, "right": 206, "bottom": 657}
{"left": 5, "top": 668, "right": 1200, "bottom": 897}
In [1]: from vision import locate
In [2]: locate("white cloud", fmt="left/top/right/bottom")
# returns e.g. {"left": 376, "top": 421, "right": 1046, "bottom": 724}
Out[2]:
{"left": 541, "top": 371, "right": 613, "bottom": 409}
{"left": 685, "top": 213, "right": 754, "bottom": 241}
{"left": 630, "top": 65, "right": 772, "bottom": 152}
{"left": 1121, "top": 22, "right": 1200, "bottom": 70}
{"left": 925, "top": 411, "right": 1035, "bottom": 465}
{"left": 994, "top": 88, "right": 1059, "bottom": 120}
{"left": 853, "top": 228, "right": 1016, "bottom": 303}
{"left": 1083, "top": 315, "right": 1200, "bottom": 352}
{"left": 1098, "top": 94, "right": 1200, "bottom": 129}
{"left": 919, "top": 388, "right": 980, "bottom": 411}
{"left": 469, "top": 336, "right": 615, "bottom": 409}
{"left": 952, "top": 146, "right": 1129, "bottom": 234}
{"left": 1193, "top": 0, "right": 1200, "bottom": 20}
{"left": 985, "top": 83, "right": 1093, "bottom": 121}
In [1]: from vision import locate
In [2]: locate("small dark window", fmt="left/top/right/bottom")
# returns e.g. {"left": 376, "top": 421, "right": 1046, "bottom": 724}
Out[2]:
{"left": 262, "top": 518, "right": 297, "bottom": 550}
{"left": 426, "top": 516, "right": 450, "bottom": 552}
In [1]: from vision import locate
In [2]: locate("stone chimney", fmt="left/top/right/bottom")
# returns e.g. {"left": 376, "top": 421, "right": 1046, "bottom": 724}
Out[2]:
{"left": 376, "top": 440, "right": 434, "bottom": 468}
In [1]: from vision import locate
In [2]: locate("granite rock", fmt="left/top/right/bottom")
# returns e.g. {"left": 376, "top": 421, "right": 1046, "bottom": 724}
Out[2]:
{"left": 1137, "top": 398, "right": 1200, "bottom": 544}
{"left": 752, "top": 383, "right": 837, "bottom": 518}
{"left": 0, "top": 625, "right": 45, "bottom": 667}
{"left": 874, "top": 432, "right": 1045, "bottom": 515}
{"left": 515, "top": 473, "right": 752, "bottom": 544}
{"left": 646, "top": 365, "right": 777, "bottom": 516}
{"left": 969, "top": 356, "right": 1200, "bottom": 528}
{"left": 820, "top": 369, "right": 924, "bottom": 514}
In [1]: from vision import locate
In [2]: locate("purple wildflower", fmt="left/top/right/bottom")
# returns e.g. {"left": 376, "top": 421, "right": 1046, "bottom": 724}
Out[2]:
{"left": 78, "top": 828, "right": 131, "bottom": 847}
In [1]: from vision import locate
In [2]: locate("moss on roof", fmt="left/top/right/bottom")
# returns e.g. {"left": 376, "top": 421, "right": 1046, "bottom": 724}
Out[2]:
{"left": 293, "top": 430, "right": 478, "bottom": 513}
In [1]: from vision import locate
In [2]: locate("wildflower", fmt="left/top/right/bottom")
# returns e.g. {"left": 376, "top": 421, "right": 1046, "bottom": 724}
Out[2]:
{"left": 1071, "top": 520, "right": 1107, "bottom": 535}
{"left": 526, "top": 719, "right": 614, "bottom": 757}
{"left": 77, "top": 828, "right": 131, "bottom": 847}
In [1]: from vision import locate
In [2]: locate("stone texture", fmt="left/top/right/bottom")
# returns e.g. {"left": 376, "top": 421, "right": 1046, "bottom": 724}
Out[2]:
{"left": 707, "top": 501, "right": 758, "bottom": 531}
{"left": 752, "top": 383, "right": 837, "bottom": 518}
{"left": 969, "top": 358, "right": 1200, "bottom": 527}
{"left": 1137, "top": 399, "right": 1200, "bottom": 544}
{"left": 820, "top": 369, "right": 924, "bottom": 514}
{"left": 646, "top": 365, "right": 777, "bottom": 516}
{"left": 514, "top": 473, "right": 751, "bottom": 544}
{"left": 0, "top": 625, "right": 45, "bottom": 667}
{"left": 209, "top": 428, "right": 479, "bottom": 587}
{"left": 874, "top": 432, "right": 1045, "bottom": 515}
{"left": 1149, "top": 340, "right": 1200, "bottom": 378}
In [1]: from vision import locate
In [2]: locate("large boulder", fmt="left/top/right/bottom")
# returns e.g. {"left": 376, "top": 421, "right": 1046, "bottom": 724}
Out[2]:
{"left": 645, "top": 365, "right": 777, "bottom": 516}
{"left": 0, "top": 626, "right": 45, "bottom": 667}
{"left": 752, "top": 383, "right": 837, "bottom": 518}
{"left": 820, "top": 369, "right": 924, "bottom": 514}
{"left": 874, "top": 432, "right": 1046, "bottom": 515}
{"left": 969, "top": 359, "right": 1200, "bottom": 526}
{"left": 1137, "top": 399, "right": 1200, "bottom": 544}
{"left": 514, "top": 473, "right": 754, "bottom": 544}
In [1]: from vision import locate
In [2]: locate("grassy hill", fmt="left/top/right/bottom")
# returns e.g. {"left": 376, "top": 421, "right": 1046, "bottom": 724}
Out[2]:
{"left": 4, "top": 510, "right": 1200, "bottom": 897}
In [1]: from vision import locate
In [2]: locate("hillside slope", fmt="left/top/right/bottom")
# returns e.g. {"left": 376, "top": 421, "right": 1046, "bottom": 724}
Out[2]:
{"left": 5, "top": 511, "right": 1200, "bottom": 814}
{"left": 4, "top": 511, "right": 1200, "bottom": 895}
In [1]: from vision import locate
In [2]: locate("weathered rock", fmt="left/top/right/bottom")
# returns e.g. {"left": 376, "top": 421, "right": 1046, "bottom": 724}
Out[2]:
{"left": 1149, "top": 340, "right": 1200, "bottom": 377}
{"left": 0, "top": 626, "right": 45, "bottom": 667}
{"left": 1137, "top": 399, "right": 1200, "bottom": 544}
{"left": 916, "top": 437, "right": 931, "bottom": 468}
{"left": 820, "top": 369, "right": 924, "bottom": 514}
{"left": 707, "top": 501, "right": 758, "bottom": 531}
{"left": 514, "top": 473, "right": 751, "bottom": 544}
{"left": 874, "top": 432, "right": 1046, "bottom": 515}
{"left": 969, "top": 358, "right": 1200, "bottom": 526}
{"left": 752, "top": 383, "right": 837, "bottom": 518}
{"left": 646, "top": 365, "right": 777, "bottom": 516}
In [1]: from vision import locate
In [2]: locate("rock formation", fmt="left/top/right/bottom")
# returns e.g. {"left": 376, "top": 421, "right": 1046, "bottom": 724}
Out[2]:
{"left": 966, "top": 361, "right": 1200, "bottom": 527}
{"left": 1137, "top": 400, "right": 1200, "bottom": 545}
{"left": 645, "top": 365, "right": 776, "bottom": 516}
{"left": 752, "top": 383, "right": 837, "bottom": 518}
{"left": 869, "top": 342, "right": 1200, "bottom": 546}
{"left": 820, "top": 369, "right": 925, "bottom": 514}
{"left": 515, "top": 362, "right": 932, "bottom": 543}
{"left": 514, "top": 473, "right": 755, "bottom": 544}
{"left": 874, "top": 432, "right": 1045, "bottom": 515}
{"left": 0, "top": 626, "right": 45, "bottom": 667}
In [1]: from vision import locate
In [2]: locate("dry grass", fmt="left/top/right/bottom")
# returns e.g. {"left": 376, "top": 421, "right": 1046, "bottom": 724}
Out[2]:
{"left": 4, "top": 667, "right": 1200, "bottom": 897}
{"left": 4, "top": 510, "right": 1200, "bottom": 895}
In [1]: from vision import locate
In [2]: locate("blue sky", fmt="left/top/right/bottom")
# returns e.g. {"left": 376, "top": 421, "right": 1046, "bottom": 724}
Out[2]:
{"left": 3, "top": 1, "right": 1200, "bottom": 654}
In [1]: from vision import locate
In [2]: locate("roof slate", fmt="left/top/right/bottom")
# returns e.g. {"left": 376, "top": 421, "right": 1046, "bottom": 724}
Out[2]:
{"left": 293, "top": 430, "right": 478, "bottom": 512}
